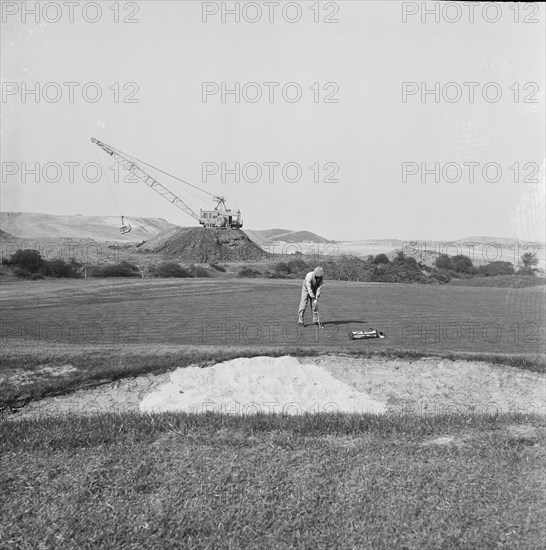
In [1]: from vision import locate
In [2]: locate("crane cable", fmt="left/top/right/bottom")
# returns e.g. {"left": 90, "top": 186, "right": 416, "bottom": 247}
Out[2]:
{"left": 115, "top": 150, "right": 211, "bottom": 210}
{"left": 92, "top": 144, "right": 124, "bottom": 218}
{"left": 106, "top": 143, "right": 217, "bottom": 199}
{"left": 128, "top": 159, "right": 211, "bottom": 207}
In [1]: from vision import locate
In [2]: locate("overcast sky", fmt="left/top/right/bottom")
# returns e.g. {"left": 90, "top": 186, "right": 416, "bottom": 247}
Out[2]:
{"left": 1, "top": 1, "right": 544, "bottom": 241}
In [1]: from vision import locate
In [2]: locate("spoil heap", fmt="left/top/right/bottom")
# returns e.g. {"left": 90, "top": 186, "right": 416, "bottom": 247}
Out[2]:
{"left": 137, "top": 227, "right": 270, "bottom": 262}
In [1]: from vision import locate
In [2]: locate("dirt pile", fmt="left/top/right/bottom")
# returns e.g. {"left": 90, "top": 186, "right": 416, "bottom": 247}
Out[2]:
{"left": 137, "top": 227, "right": 270, "bottom": 262}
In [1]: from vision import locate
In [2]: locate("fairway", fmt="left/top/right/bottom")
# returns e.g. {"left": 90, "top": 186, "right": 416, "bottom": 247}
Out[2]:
{"left": 1, "top": 278, "right": 544, "bottom": 355}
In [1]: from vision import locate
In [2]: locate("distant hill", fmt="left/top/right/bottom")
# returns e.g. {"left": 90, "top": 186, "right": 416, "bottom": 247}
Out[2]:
{"left": 244, "top": 228, "right": 332, "bottom": 246}
{"left": 459, "top": 236, "right": 545, "bottom": 249}
{"left": 250, "top": 229, "right": 292, "bottom": 242}
{"left": 1, "top": 212, "right": 542, "bottom": 268}
{"left": 0, "top": 212, "right": 179, "bottom": 242}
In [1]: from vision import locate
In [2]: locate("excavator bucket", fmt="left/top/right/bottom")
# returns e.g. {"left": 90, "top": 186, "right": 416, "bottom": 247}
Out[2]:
{"left": 119, "top": 216, "right": 132, "bottom": 234}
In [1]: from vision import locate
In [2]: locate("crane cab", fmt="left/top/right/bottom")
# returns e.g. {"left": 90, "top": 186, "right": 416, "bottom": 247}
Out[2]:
{"left": 199, "top": 197, "right": 243, "bottom": 229}
{"left": 199, "top": 209, "right": 243, "bottom": 229}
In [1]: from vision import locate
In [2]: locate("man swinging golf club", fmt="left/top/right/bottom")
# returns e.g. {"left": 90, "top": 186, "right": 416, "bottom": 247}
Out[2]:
{"left": 298, "top": 266, "right": 324, "bottom": 327}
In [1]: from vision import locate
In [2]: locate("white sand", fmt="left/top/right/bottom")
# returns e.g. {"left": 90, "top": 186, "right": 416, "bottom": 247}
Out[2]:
{"left": 9, "top": 355, "right": 543, "bottom": 420}
{"left": 139, "top": 356, "right": 386, "bottom": 415}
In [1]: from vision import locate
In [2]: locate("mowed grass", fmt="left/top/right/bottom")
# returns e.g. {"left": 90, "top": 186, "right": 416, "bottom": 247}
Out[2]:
{"left": 449, "top": 275, "right": 546, "bottom": 288}
{"left": 1, "top": 278, "right": 543, "bottom": 408}
{"left": 1, "top": 278, "right": 544, "bottom": 353}
{"left": 2, "top": 280, "right": 545, "bottom": 548}
{"left": 1, "top": 412, "right": 544, "bottom": 549}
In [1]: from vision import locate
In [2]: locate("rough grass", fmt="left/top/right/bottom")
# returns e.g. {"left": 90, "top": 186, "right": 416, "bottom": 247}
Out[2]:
{"left": 1, "top": 345, "right": 544, "bottom": 411}
{"left": 1, "top": 412, "right": 544, "bottom": 549}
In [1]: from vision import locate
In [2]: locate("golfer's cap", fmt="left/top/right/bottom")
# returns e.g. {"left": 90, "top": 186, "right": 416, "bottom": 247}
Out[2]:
{"left": 314, "top": 266, "right": 324, "bottom": 277}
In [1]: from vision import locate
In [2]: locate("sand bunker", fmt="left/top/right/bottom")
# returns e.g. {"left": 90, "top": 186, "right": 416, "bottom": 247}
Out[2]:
{"left": 139, "top": 356, "right": 386, "bottom": 415}
{"left": 6, "top": 355, "right": 545, "bottom": 419}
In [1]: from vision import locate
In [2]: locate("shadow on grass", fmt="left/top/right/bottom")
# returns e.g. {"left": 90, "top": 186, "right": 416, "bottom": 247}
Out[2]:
{"left": 319, "top": 320, "right": 368, "bottom": 326}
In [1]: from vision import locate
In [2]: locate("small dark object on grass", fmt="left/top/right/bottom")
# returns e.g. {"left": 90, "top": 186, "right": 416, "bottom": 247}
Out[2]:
{"left": 349, "top": 328, "right": 386, "bottom": 340}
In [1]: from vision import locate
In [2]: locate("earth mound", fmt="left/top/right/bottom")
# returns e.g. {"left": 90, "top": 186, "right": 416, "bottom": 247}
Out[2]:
{"left": 137, "top": 227, "right": 270, "bottom": 262}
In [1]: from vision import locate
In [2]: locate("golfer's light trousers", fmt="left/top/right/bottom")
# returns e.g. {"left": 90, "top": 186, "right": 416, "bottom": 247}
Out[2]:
{"left": 298, "top": 285, "right": 319, "bottom": 324}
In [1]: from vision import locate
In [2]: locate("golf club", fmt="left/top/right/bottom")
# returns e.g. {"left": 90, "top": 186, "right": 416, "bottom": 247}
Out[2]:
{"left": 316, "top": 300, "right": 323, "bottom": 329}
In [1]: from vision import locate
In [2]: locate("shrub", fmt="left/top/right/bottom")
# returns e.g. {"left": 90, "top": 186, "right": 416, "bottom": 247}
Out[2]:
{"left": 334, "top": 255, "right": 370, "bottom": 281}
{"left": 392, "top": 251, "right": 419, "bottom": 268}
{"left": 13, "top": 267, "right": 33, "bottom": 278}
{"left": 430, "top": 268, "right": 451, "bottom": 284}
{"left": 373, "top": 253, "right": 389, "bottom": 265}
{"left": 435, "top": 254, "right": 452, "bottom": 270}
{"left": 477, "top": 261, "right": 514, "bottom": 277}
{"left": 46, "top": 258, "right": 81, "bottom": 278}
{"left": 239, "top": 267, "right": 261, "bottom": 278}
{"left": 154, "top": 262, "right": 191, "bottom": 278}
{"left": 91, "top": 261, "right": 140, "bottom": 278}
{"left": 369, "top": 257, "right": 427, "bottom": 283}
{"left": 7, "top": 249, "right": 46, "bottom": 273}
{"left": 519, "top": 252, "right": 539, "bottom": 273}
{"left": 30, "top": 273, "right": 45, "bottom": 280}
{"left": 87, "top": 266, "right": 103, "bottom": 278}
{"left": 274, "top": 262, "right": 292, "bottom": 276}
{"left": 190, "top": 265, "right": 211, "bottom": 278}
{"left": 517, "top": 267, "right": 538, "bottom": 277}
{"left": 268, "top": 259, "right": 311, "bottom": 279}
{"left": 392, "top": 251, "right": 406, "bottom": 264}
{"left": 287, "top": 258, "right": 309, "bottom": 274}
{"left": 451, "top": 255, "right": 474, "bottom": 273}
{"left": 209, "top": 263, "right": 226, "bottom": 272}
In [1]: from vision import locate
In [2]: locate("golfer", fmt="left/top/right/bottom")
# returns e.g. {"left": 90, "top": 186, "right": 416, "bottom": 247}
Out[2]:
{"left": 298, "top": 266, "right": 324, "bottom": 326}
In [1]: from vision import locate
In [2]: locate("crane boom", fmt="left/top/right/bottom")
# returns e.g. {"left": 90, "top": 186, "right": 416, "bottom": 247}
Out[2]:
{"left": 91, "top": 138, "right": 243, "bottom": 229}
{"left": 91, "top": 137, "right": 201, "bottom": 222}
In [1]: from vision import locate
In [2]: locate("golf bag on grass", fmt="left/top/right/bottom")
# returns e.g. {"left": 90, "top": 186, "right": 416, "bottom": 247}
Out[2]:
{"left": 349, "top": 328, "right": 386, "bottom": 340}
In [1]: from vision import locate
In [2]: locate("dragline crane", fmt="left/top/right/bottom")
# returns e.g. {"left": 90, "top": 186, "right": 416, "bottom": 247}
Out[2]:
{"left": 91, "top": 138, "right": 243, "bottom": 232}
